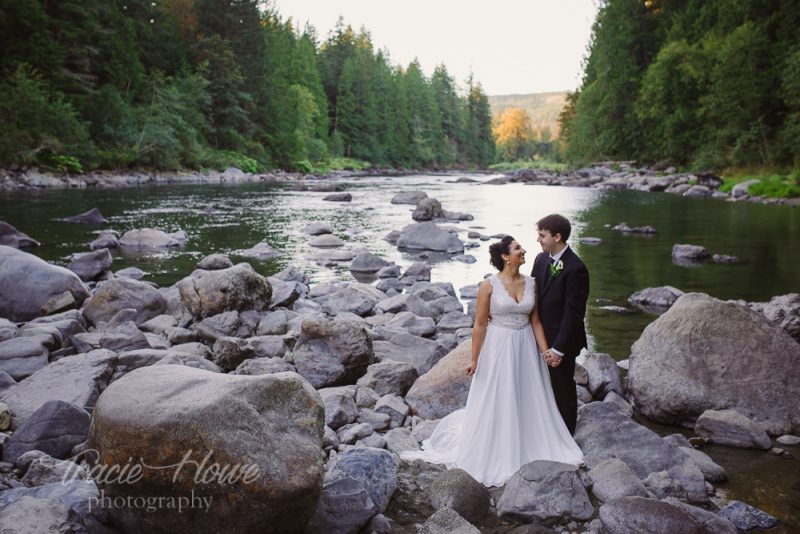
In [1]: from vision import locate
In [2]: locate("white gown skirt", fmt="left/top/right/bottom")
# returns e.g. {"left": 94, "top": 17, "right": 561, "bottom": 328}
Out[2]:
{"left": 402, "top": 323, "right": 583, "bottom": 487}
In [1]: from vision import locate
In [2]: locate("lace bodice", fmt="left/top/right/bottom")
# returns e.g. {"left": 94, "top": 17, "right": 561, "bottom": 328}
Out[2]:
{"left": 487, "top": 275, "right": 535, "bottom": 330}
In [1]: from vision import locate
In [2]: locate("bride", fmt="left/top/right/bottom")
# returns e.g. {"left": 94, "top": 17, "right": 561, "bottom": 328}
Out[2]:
{"left": 401, "top": 235, "right": 583, "bottom": 486}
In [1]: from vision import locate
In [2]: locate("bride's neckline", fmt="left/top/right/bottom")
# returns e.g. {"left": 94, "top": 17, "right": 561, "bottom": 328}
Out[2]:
{"left": 495, "top": 274, "right": 527, "bottom": 304}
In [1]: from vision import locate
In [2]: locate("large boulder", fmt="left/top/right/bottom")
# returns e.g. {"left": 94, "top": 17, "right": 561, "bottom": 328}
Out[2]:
{"left": 628, "top": 286, "right": 685, "bottom": 314}
{"left": 2, "top": 400, "right": 90, "bottom": 463}
{"left": 429, "top": 468, "right": 490, "bottom": 524}
{"left": 67, "top": 249, "right": 113, "bottom": 282}
{"left": 0, "top": 221, "right": 40, "bottom": 248}
{"left": 177, "top": 263, "right": 272, "bottom": 319}
{"left": 82, "top": 277, "right": 166, "bottom": 326}
{"left": 313, "top": 283, "right": 384, "bottom": 317}
{"left": 629, "top": 293, "right": 800, "bottom": 434}
{"left": 306, "top": 447, "right": 398, "bottom": 533}
{"left": 291, "top": 316, "right": 374, "bottom": 388}
{"left": 86, "top": 365, "right": 325, "bottom": 534}
{"left": 575, "top": 402, "right": 707, "bottom": 504}
{"left": 0, "top": 334, "right": 52, "bottom": 380}
{"left": 694, "top": 409, "right": 772, "bottom": 449}
{"left": 405, "top": 340, "right": 472, "bottom": 419}
{"left": 0, "top": 245, "right": 90, "bottom": 321}
{"left": 350, "top": 252, "right": 391, "bottom": 273}
{"left": 356, "top": 361, "right": 418, "bottom": 397}
{"left": 599, "top": 497, "right": 705, "bottom": 534}
{"left": 396, "top": 222, "right": 464, "bottom": 253}
{"left": 373, "top": 333, "right": 448, "bottom": 375}
{"left": 0, "top": 349, "right": 117, "bottom": 427}
{"left": 497, "top": 461, "right": 593, "bottom": 525}
{"left": 391, "top": 190, "right": 427, "bottom": 205}
{"left": 118, "top": 228, "right": 184, "bottom": 248}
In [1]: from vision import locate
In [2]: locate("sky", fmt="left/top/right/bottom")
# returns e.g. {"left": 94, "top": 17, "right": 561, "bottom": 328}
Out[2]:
{"left": 272, "top": 0, "right": 600, "bottom": 96}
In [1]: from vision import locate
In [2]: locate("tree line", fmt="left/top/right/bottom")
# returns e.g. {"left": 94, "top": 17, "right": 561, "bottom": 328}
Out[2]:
{"left": 559, "top": 0, "right": 800, "bottom": 172}
{"left": 0, "top": 1, "right": 496, "bottom": 172}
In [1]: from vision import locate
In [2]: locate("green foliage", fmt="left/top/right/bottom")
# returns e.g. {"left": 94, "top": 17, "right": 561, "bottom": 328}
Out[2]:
{"left": 720, "top": 172, "right": 800, "bottom": 198}
{"left": 50, "top": 154, "right": 84, "bottom": 173}
{"left": 563, "top": 0, "right": 800, "bottom": 174}
{"left": 488, "top": 159, "right": 569, "bottom": 173}
{"left": 0, "top": 5, "right": 495, "bottom": 171}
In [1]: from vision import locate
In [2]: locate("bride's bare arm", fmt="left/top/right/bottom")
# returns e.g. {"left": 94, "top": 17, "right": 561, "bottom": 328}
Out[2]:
{"left": 530, "top": 281, "right": 550, "bottom": 354}
{"left": 466, "top": 280, "right": 491, "bottom": 376}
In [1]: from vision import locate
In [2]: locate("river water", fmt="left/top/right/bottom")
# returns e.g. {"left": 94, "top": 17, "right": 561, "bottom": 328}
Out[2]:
{"left": 2, "top": 173, "right": 798, "bottom": 529}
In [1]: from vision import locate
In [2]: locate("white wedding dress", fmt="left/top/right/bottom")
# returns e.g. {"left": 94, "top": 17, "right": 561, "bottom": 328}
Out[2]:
{"left": 401, "top": 274, "right": 583, "bottom": 487}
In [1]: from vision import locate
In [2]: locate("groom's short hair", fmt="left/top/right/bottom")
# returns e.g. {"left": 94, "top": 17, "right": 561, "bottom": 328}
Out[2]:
{"left": 537, "top": 214, "right": 571, "bottom": 242}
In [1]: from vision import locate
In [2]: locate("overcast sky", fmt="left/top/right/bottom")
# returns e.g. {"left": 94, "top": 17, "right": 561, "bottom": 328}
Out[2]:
{"left": 272, "top": 0, "right": 599, "bottom": 95}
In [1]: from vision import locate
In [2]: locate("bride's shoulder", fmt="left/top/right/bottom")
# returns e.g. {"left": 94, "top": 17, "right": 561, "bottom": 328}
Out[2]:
{"left": 479, "top": 276, "right": 495, "bottom": 292}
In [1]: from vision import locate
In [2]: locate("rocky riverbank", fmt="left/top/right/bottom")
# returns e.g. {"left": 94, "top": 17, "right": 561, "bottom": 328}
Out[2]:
{"left": 1, "top": 194, "right": 798, "bottom": 532}
{"left": 3, "top": 163, "right": 798, "bottom": 207}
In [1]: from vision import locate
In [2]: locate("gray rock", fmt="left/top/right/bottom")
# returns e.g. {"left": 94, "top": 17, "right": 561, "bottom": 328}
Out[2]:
{"left": 373, "top": 333, "right": 448, "bottom": 375}
{"left": 211, "top": 336, "right": 255, "bottom": 371}
{"left": 0, "top": 317, "right": 18, "bottom": 341}
{"left": 575, "top": 402, "right": 707, "bottom": 504}
{"left": 599, "top": 497, "right": 703, "bottom": 534}
{"left": 402, "top": 261, "right": 432, "bottom": 282}
{"left": 0, "top": 245, "right": 90, "bottom": 322}
{"left": 582, "top": 352, "right": 624, "bottom": 399}
{"left": 384, "top": 311, "right": 436, "bottom": 337}
{"left": 375, "top": 293, "right": 409, "bottom": 315}
{"left": 71, "top": 321, "right": 150, "bottom": 353}
{"left": 0, "top": 334, "right": 51, "bottom": 380}
{"left": 684, "top": 185, "right": 711, "bottom": 197}
{"left": 459, "top": 284, "right": 480, "bottom": 299}
{"left": 246, "top": 335, "right": 287, "bottom": 358}
{"left": 18, "top": 451, "right": 87, "bottom": 486}
{"left": 383, "top": 427, "right": 420, "bottom": 454}
{"left": 89, "top": 231, "right": 119, "bottom": 250}
{"left": 1, "top": 349, "right": 116, "bottom": 427}
{"left": 397, "top": 222, "right": 464, "bottom": 254}
{"left": 64, "top": 208, "right": 108, "bottom": 224}
{"left": 497, "top": 461, "right": 593, "bottom": 524}
{"left": 67, "top": 249, "right": 113, "bottom": 282}
{"left": 139, "top": 314, "right": 177, "bottom": 335}
{"left": 309, "top": 234, "right": 345, "bottom": 248}
{"left": 307, "top": 447, "right": 398, "bottom": 534}
{"left": 731, "top": 179, "right": 761, "bottom": 198}
{"left": 319, "top": 386, "right": 359, "bottom": 430}
{"left": 357, "top": 360, "right": 418, "bottom": 397}
{"left": 356, "top": 386, "right": 380, "bottom": 409}
{"left": 0, "top": 495, "right": 74, "bottom": 532}
{"left": 391, "top": 190, "right": 428, "bottom": 205}
{"left": 436, "top": 311, "right": 473, "bottom": 333}
{"left": 350, "top": 252, "right": 391, "bottom": 273}
{"left": 2, "top": 400, "right": 90, "bottom": 463}
{"left": 303, "top": 222, "right": 333, "bottom": 235}
{"left": 0, "top": 480, "right": 105, "bottom": 533}
{"left": 412, "top": 197, "right": 445, "bottom": 222}
{"left": 628, "top": 293, "right": 800, "bottom": 435}
{"left": 588, "top": 458, "right": 648, "bottom": 502}
{"left": 695, "top": 409, "right": 772, "bottom": 449}
{"left": 118, "top": 228, "right": 184, "bottom": 248}
{"left": 672, "top": 244, "right": 709, "bottom": 262}
{"left": 430, "top": 468, "right": 490, "bottom": 524}
{"left": 777, "top": 434, "right": 800, "bottom": 445}
{"left": 292, "top": 316, "right": 374, "bottom": 388}
{"left": 356, "top": 433, "right": 387, "bottom": 449}
{"left": 87, "top": 365, "right": 325, "bottom": 534}
{"left": 177, "top": 263, "right": 272, "bottom": 320}
{"left": 314, "top": 283, "right": 384, "bottom": 316}
{"left": 678, "top": 447, "right": 727, "bottom": 482}
{"left": 358, "top": 408, "right": 392, "bottom": 431}
{"left": 197, "top": 253, "right": 233, "bottom": 270}
{"left": 83, "top": 277, "right": 166, "bottom": 326}
{"left": 232, "top": 357, "right": 294, "bottom": 376}
{"left": 628, "top": 286, "right": 685, "bottom": 313}
{"left": 718, "top": 500, "right": 778, "bottom": 530}
{"left": 323, "top": 192, "right": 352, "bottom": 202}
{"left": 747, "top": 293, "right": 800, "bottom": 343}
{"left": 232, "top": 241, "right": 279, "bottom": 260}
{"left": 257, "top": 309, "right": 291, "bottom": 336}
{"left": 405, "top": 340, "right": 472, "bottom": 419}
{"left": 713, "top": 253, "right": 740, "bottom": 264}
{"left": 115, "top": 266, "right": 147, "bottom": 280}
{"left": 0, "top": 221, "right": 39, "bottom": 248}
{"left": 661, "top": 497, "right": 738, "bottom": 534}
{"left": 337, "top": 422, "right": 375, "bottom": 445}
{"left": 194, "top": 310, "right": 255, "bottom": 342}
{"left": 376, "top": 264, "right": 401, "bottom": 279}
{"left": 603, "top": 391, "right": 633, "bottom": 417}
{"left": 419, "top": 507, "right": 480, "bottom": 534}
{"left": 374, "top": 394, "right": 409, "bottom": 426}
{"left": 273, "top": 265, "right": 310, "bottom": 285}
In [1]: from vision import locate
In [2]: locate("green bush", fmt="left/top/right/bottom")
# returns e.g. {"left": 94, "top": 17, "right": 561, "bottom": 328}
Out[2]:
{"left": 200, "top": 149, "right": 260, "bottom": 173}
{"left": 50, "top": 155, "right": 84, "bottom": 173}
{"left": 294, "top": 160, "right": 313, "bottom": 173}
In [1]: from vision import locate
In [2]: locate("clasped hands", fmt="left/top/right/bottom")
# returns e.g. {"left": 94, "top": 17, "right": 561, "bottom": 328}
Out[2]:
{"left": 542, "top": 349, "right": 563, "bottom": 368}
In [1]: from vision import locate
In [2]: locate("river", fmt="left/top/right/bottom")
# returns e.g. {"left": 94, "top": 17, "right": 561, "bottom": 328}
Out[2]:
{"left": 2, "top": 173, "right": 798, "bottom": 529}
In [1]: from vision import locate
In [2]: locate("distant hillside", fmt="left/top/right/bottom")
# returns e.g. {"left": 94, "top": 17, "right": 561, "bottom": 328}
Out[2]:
{"left": 488, "top": 92, "right": 567, "bottom": 137}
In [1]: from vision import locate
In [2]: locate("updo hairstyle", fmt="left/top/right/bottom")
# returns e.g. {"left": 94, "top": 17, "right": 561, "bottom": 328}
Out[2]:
{"left": 488, "top": 235, "right": 515, "bottom": 271}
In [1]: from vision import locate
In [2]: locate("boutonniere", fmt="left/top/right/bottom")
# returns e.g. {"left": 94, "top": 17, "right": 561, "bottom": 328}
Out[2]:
{"left": 549, "top": 260, "right": 564, "bottom": 278}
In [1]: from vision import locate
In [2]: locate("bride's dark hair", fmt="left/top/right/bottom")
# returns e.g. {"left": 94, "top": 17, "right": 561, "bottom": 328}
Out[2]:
{"left": 488, "top": 235, "right": 515, "bottom": 271}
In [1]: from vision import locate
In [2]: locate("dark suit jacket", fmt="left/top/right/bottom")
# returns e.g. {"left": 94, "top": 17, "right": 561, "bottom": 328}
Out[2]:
{"left": 531, "top": 246, "right": 589, "bottom": 358}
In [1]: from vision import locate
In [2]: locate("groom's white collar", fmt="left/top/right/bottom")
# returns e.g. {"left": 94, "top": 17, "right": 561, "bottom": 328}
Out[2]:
{"left": 550, "top": 245, "right": 569, "bottom": 263}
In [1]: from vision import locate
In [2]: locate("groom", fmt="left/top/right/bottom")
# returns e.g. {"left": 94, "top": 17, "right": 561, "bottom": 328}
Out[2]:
{"left": 532, "top": 214, "right": 589, "bottom": 435}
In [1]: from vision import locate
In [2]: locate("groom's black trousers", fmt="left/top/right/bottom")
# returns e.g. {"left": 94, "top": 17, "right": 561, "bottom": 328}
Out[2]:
{"left": 548, "top": 353, "right": 578, "bottom": 435}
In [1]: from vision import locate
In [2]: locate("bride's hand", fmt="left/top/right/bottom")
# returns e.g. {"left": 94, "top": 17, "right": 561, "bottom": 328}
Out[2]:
{"left": 465, "top": 360, "right": 478, "bottom": 376}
